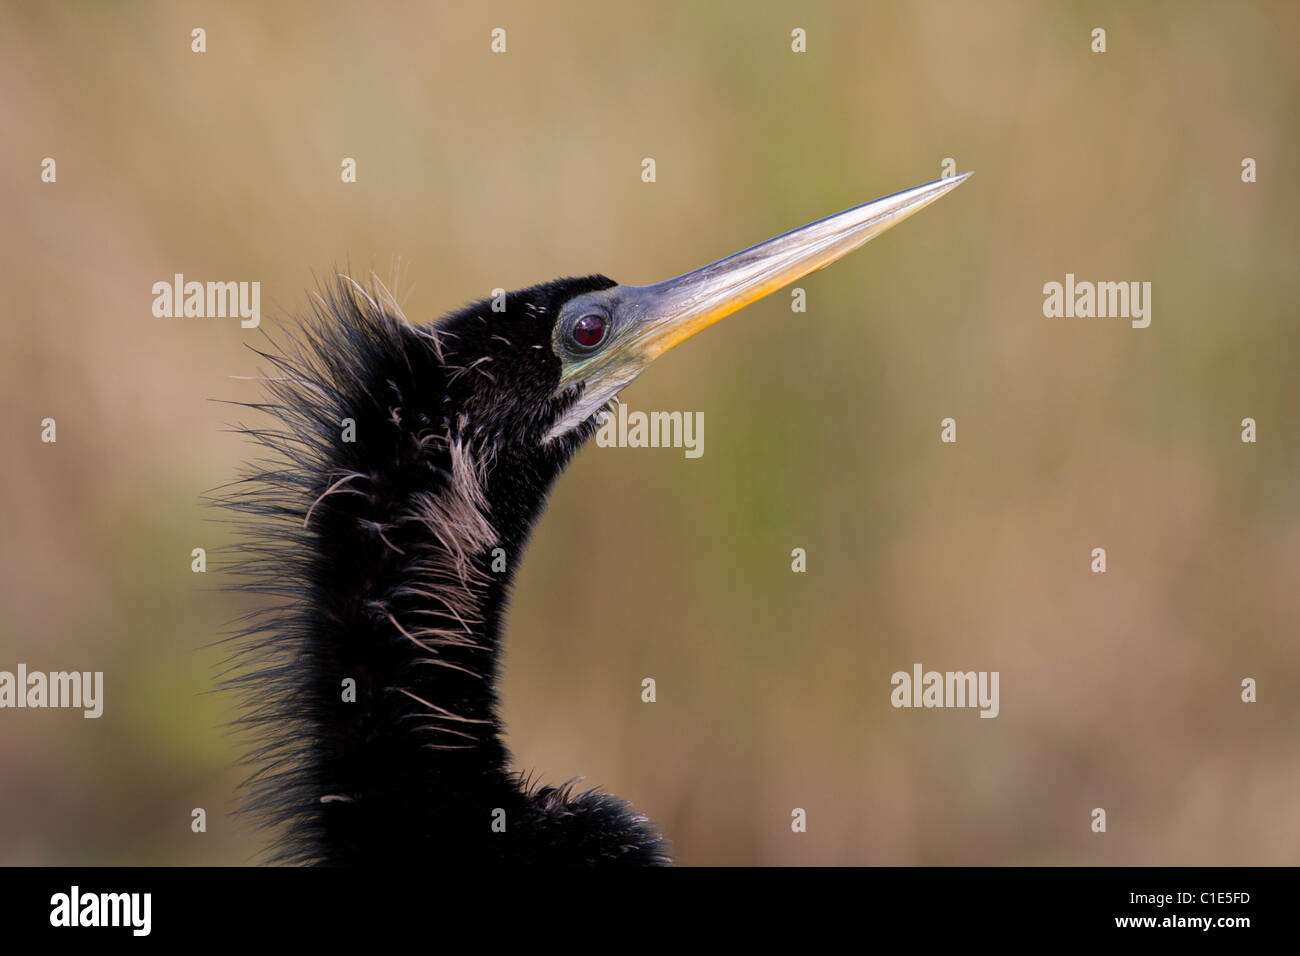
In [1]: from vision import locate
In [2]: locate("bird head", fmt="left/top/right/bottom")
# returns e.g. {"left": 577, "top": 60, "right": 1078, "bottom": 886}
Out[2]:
{"left": 435, "top": 173, "right": 970, "bottom": 466}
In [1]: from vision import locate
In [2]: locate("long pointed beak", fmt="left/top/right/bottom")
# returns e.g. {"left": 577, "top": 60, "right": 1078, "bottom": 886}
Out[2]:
{"left": 548, "top": 173, "right": 971, "bottom": 438}
{"left": 619, "top": 171, "right": 972, "bottom": 359}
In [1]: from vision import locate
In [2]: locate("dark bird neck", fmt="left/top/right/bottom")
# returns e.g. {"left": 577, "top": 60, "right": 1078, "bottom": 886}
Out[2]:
{"left": 225, "top": 279, "right": 670, "bottom": 865}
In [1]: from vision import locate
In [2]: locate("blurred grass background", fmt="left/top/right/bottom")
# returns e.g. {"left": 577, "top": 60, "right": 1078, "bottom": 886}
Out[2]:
{"left": 1, "top": 0, "right": 1297, "bottom": 864}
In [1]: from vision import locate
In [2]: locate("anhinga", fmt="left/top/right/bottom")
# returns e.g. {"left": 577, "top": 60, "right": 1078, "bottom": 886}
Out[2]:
{"left": 222, "top": 174, "right": 970, "bottom": 865}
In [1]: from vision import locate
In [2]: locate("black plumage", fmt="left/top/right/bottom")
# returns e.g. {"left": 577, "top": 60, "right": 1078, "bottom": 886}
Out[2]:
{"left": 221, "top": 276, "right": 670, "bottom": 865}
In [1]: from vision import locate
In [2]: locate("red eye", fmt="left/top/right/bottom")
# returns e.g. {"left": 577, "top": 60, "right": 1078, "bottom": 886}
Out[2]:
{"left": 572, "top": 313, "right": 606, "bottom": 348}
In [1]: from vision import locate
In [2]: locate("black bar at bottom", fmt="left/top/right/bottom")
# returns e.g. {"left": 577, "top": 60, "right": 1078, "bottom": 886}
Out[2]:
{"left": 0, "top": 866, "right": 1279, "bottom": 941}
